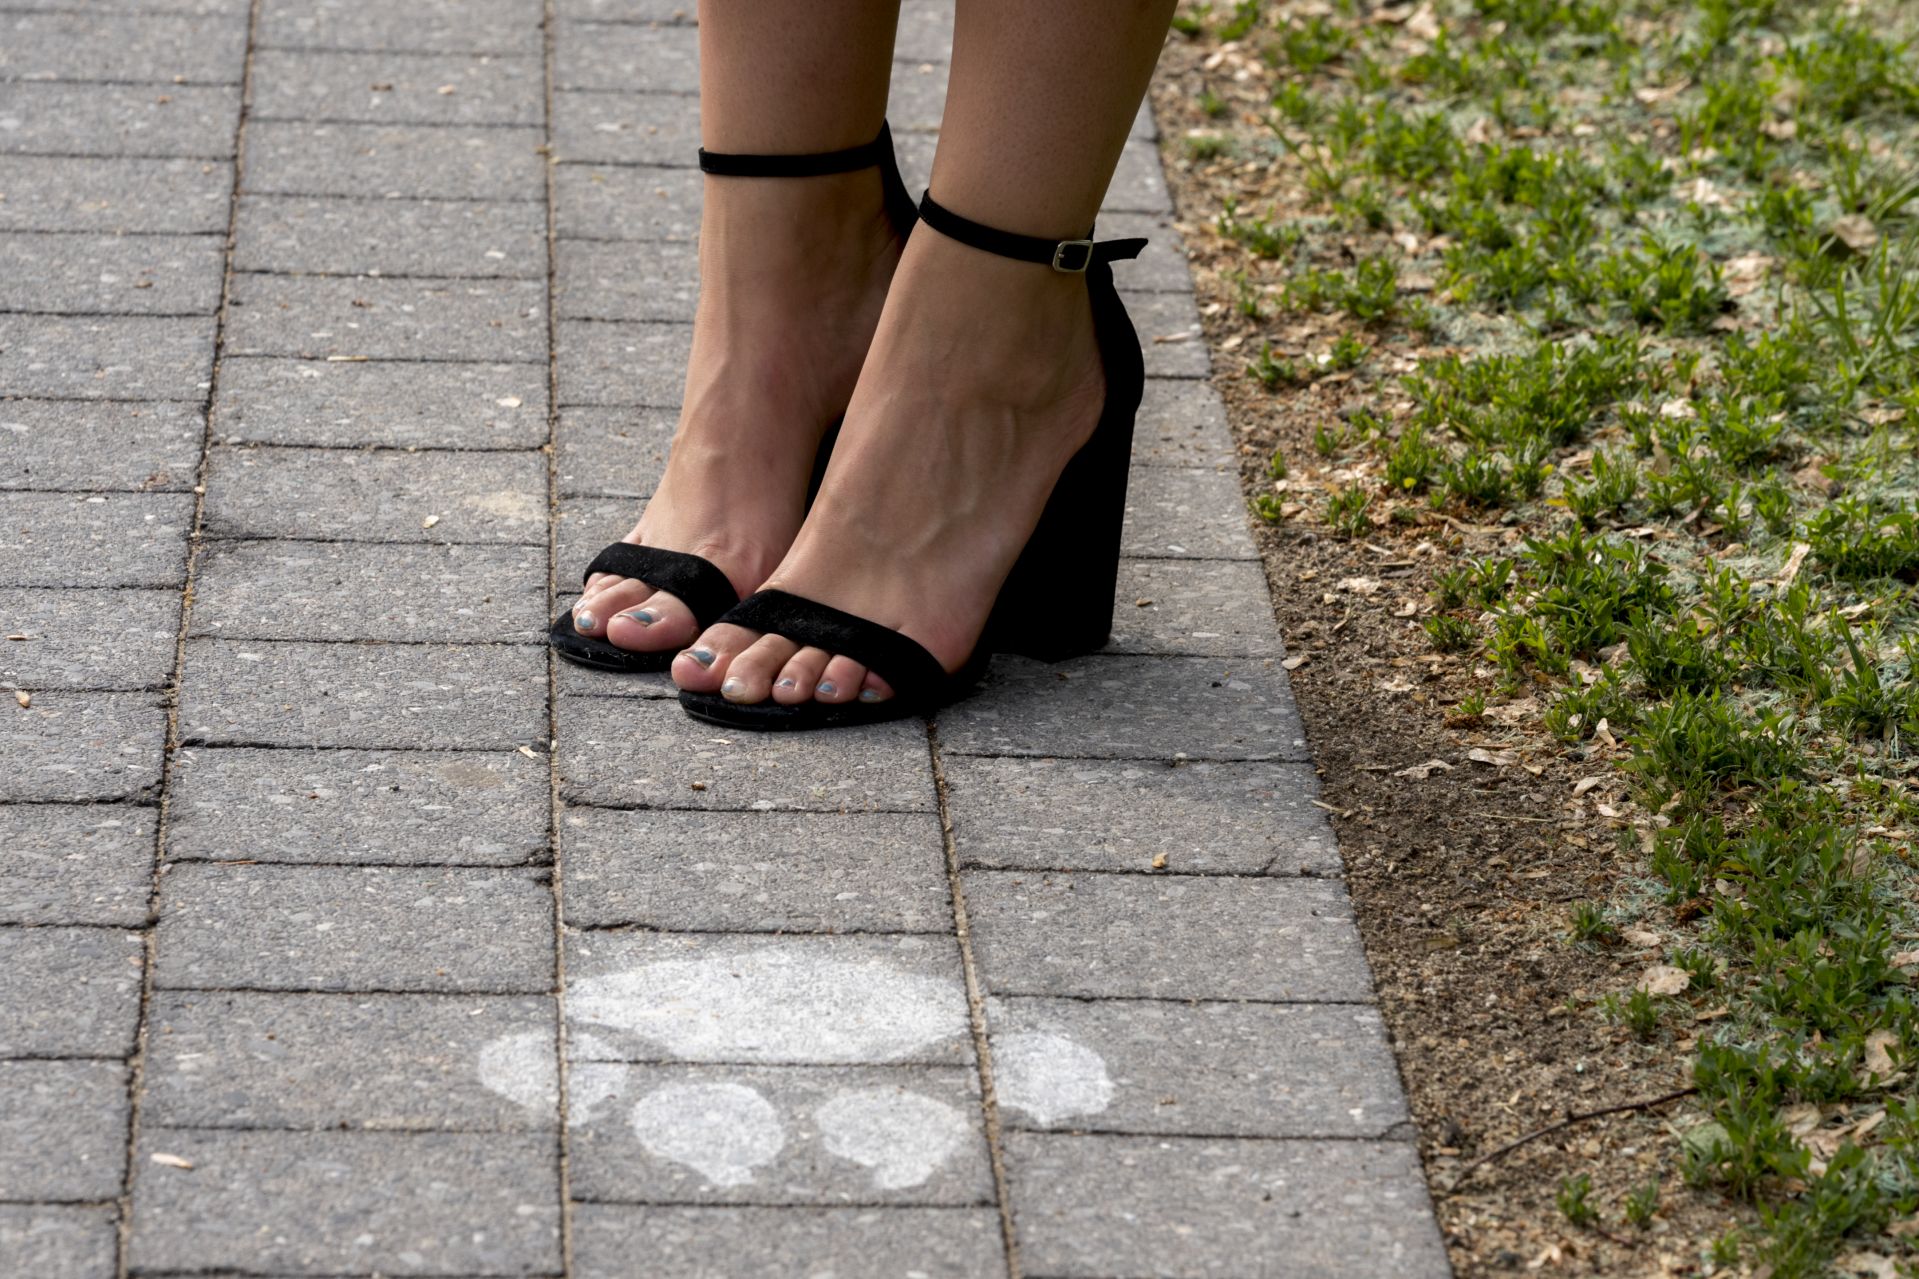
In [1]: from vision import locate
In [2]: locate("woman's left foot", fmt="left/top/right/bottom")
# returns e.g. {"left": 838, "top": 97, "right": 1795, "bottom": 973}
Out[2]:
{"left": 670, "top": 222, "right": 1107, "bottom": 707}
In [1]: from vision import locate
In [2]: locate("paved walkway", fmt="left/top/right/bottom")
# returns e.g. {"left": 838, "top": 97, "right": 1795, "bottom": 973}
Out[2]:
{"left": 0, "top": 2, "right": 1449, "bottom": 1275}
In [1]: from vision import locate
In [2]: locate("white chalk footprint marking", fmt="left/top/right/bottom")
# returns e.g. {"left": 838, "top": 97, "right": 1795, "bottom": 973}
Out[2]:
{"left": 631, "top": 1082, "right": 783, "bottom": 1186}
{"left": 815, "top": 1088, "right": 969, "bottom": 1190}
{"left": 568, "top": 948, "right": 967, "bottom": 1063}
{"left": 994, "top": 1032, "right": 1115, "bottom": 1125}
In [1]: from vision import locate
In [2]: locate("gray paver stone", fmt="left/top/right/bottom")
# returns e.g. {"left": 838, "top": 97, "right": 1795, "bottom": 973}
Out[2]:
{"left": 553, "top": 90, "right": 696, "bottom": 166}
{"left": 0, "top": 399, "right": 203, "bottom": 492}
{"left": 129, "top": 1130, "right": 560, "bottom": 1274}
{"left": 178, "top": 638, "right": 544, "bottom": 750}
{"left": 1132, "top": 378, "right": 1236, "bottom": 469}
{"left": 557, "top": 163, "right": 702, "bottom": 240}
{"left": 894, "top": 0, "right": 954, "bottom": 62}
{"left": 0, "top": 156, "right": 232, "bottom": 234}
{"left": 1107, "top": 136, "right": 1173, "bottom": 212}
{"left": 0, "top": 1059, "right": 127, "bottom": 1199}
{"left": 558, "top": 319, "right": 692, "bottom": 405}
{"left": 216, "top": 356, "right": 547, "bottom": 449}
{"left": 224, "top": 273, "right": 546, "bottom": 362}
{"left": 1107, "top": 557, "right": 1280, "bottom": 657}
{"left": 964, "top": 871, "right": 1373, "bottom": 1002}
{"left": 189, "top": 539, "right": 547, "bottom": 644}
{"left": 1127, "top": 290, "right": 1209, "bottom": 378}
{"left": 573, "top": 1205, "right": 1005, "bottom": 1279}
{"left": 0, "top": 691, "right": 167, "bottom": 803}
{"left": 0, "top": 588, "right": 178, "bottom": 690}
{"left": 555, "top": 497, "right": 638, "bottom": 590}
{"left": 0, "top": 10, "right": 247, "bottom": 82}
{"left": 562, "top": 808, "right": 951, "bottom": 933}
{"left": 0, "top": 1206, "right": 118, "bottom": 1279}
{"left": 3, "top": 487, "right": 191, "bottom": 587}
{"left": 0, "top": 803, "right": 155, "bottom": 925}
{"left": 0, "top": 82, "right": 239, "bottom": 158}
{"left": 143, "top": 991, "right": 556, "bottom": 1130}
{"left": 986, "top": 997, "right": 1408, "bottom": 1137}
{"left": 1122, "top": 464, "right": 1260, "bottom": 560}
{"left": 202, "top": 445, "right": 547, "bottom": 544}
{"left": 557, "top": 238, "right": 698, "bottom": 321}
{"left": 937, "top": 655, "right": 1309, "bottom": 762}
{"left": 564, "top": 930, "right": 971, "bottom": 1065}
{"left": 155, "top": 863, "right": 555, "bottom": 992}
{"left": 232, "top": 194, "right": 546, "bottom": 278}
{"left": 243, "top": 121, "right": 544, "bottom": 199}
{"left": 558, "top": 695, "right": 937, "bottom": 812}
{"left": 553, "top": 0, "right": 693, "bottom": 19}
{"left": 248, "top": 50, "right": 543, "bottom": 126}
{"left": 258, "top": 0, "right": 543, "bottom": 53}
{"left": 167, "top": 746, "right": 547, "bottom": 866}
{"left": 567, "top": 1063, "right": 992, "bottom": 1206}
{"left": 0, "top": 313, "right": 216, "bottom": 400}
{"left": 1006, "top": 1133, "right": 1449, "bottom": 1278}
{"left": 555, "top": 22, "right": 698, "bottom": 92}
{"left": 0, "top": 925, "right": 144, "bottom": 1056}
{"left": 942, "top": 755, "right": 1339, "bottom": 876}
{"left": 556, "top": 406, "right": 675, "bottom": 497}
{"left": 1098, "top": 210, "right": 1193, "bottom": 293}
{"left": 0, "top": 232, "right": 224, "bottom": 316}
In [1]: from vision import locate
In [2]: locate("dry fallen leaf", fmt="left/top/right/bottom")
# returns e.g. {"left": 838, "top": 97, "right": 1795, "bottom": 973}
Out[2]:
{"left": 496, "top": 395, "right": 523, "bottom": 408}
{"left": 1572, "top": 776, "right": 1605, "bottom": 797}
{"left": 1863, "top": 1029, "right": 1899, "bottom": 1078}
{"left": 1638, "top": 964, "right": 1691, "bottom": 996}
{"left": 1623, "top": 928, "right": 1662, "bottom": 948}
{"left": 1281, "top": 655, "right": 1309, "bottom": 671}
{"left": 1467, "top": 747, "right": 1516, "bottom": 767}
{"left": 1394, "top": 758, "right": 1453, "bottom": 779}
{"left": 1830, "top": 214, "right": 1879, "bottom": 255}
{"left": 1151, "top": 852, "right": 1168, "bottom": 870}
{"left": 13, "top": 690, "right": 28, "bottom": 708}
{"left": 421, "top": 514, "right": 441, "bottom": 529}
{"left": 150, "top": 1152, "right": 194, "bottom": 1170}
{"left": 1779, "top": 541, "right": 1812, "bottom": 586}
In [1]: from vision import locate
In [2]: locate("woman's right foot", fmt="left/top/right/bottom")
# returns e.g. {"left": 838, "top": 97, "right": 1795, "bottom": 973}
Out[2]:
{"left": 566, "top": 163, "right": 904, "bottom": 655}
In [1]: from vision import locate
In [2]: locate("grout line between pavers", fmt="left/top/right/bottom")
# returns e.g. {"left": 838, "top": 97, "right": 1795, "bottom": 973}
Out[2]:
{"left": 538, "top": 0, "right": 578, "bottom": 1271}
{"left": 925, "top": 722, "right": 1022, "bottom": 1279}
{"left": 112, "top": 0, "right": 262, "bottom": 1273}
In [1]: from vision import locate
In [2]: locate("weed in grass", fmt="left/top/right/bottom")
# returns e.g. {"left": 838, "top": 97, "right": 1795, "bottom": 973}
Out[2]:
{"left": 1454, "top": 690, "right": 1489, "bottom": 720}
{"left": 1556, "top": 1173, "right": 1600, "bottom": 1228}
{"left": 1218, "top": 196, "right": 1302, "bottom": 259}
{"left": 1601, "top": 987, "right": 1664, "bottom": 1040}
{"left": 1384, "top": 422, "right": 1440, "bottom": 492}
{"left": 1327, "top": 484, "right": 1372, "bottom": 536}
{"left": 1424, "top": 614, "right": 1479, "bottom": 653}
{"left": 1624, "top": 1178, "right": 1661, "bottom": 1229}
{"left": 1565, "top": 448, "right": 1640, "bottom": 529}
{"left": 1230, "top": 268, "right": 1265, "bottom": 319}
{"left": 1596, "top": 235, "right": 1732, "bottom": 334}
{"left": 1629, "top": 689, "right": 1802, "bottom": 802}
{"left": 1185, "top": 133, "right": 1231, "bottom": 161}
{"left": 1250, "top": 492, "right": 1287, "bottom": 523}
{"left": 1569, "top": 900, "right": 1615, "bottom": 943}
{"left": 1267, "top": 447, "right": 1288, "bottom": 480}
{"left": 1805, "top": 498, "right": 1919, "bottom": 582}
{"left": 1216, "top": 0, "right": 1262, "bottom": 41}
{"left": 1197, "top": 85, "right": 1228, "bottom": 119}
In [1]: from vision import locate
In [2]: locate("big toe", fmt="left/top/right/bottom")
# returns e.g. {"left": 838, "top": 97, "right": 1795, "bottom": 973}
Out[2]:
{"left": 604, "top": 589, "right": 700, "bottom": 653}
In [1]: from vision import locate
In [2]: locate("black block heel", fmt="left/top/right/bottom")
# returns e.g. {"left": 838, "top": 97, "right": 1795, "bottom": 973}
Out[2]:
{"left": 549, "top": 123, "right": 917, "bottom": 674}
{"left": 678, "top": 191, "right": 1147, "bottom": 730}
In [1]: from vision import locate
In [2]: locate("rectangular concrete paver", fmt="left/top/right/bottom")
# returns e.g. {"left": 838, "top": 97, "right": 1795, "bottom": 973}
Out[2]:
{"left": 0, "top": 156, "right": 233, "bottom": 234}
{"left": 0, "top": 587, "right": 179, "bottom": 690}
{"left": 129, "top": 1130, "right": 561, "bottom": 1275}
{"left": 573, "top": 1205, "right": 1005, "bottom": 1279}
{"left": 257, "top": 0, "right": 544, "bottom": 54}
{"left": 0, "top": 1059, "right": 128, "bottom": 1200}
{"left": 167, "top": 746, "right": 548, "bottom": 866}
{"left": 178, "top": 639, "right": 545, "bottom": 749}
{"left": 0, "top": 10, "right": 248, "bottom": 82}
{"left": 562, "top": 808, "right": 952, "bottom": 933}
{"left": 556, "top": 163, "right": 703, "bottom": 240}
{"left": 232, "top": 194, "right": 547, "bottom": 278}
{"left": 224, "top": 273, "right": 547, "bottom": 362}
{"left": 964, "top": 871, "right": 1375, "bottom": 1002}
{"left": 0, "top": 399, "right": 204, "bottom": 492}
{"left": 0, "top": 313, "right": 217, "bottom": 401}
{"left": 0, "top": 926, "right": 145, "bottom": 1056}
{"left": 557, "top": 318, "right": 691, "bottom": 405}
{"left": 155, "top": 863, "right": 554, "bottom": 992}
{"left": 216, "top": 355, "right": 548, "bottom": 449}
{"left": 0, "top": 691, "right": 168, "bottom": 803}
{"left": 142, "top": 990, "right": 556, "bottom": 1129}
{"left": 555, "top": 406, "right": 675, "bottom": 497}
{"left": 0, "top": 232, "right": 226, "bottom": 316}
{"left": 0, "top": 492, "right": 195, "bottom": 589}
{"left": 243, "top": 121, "right": 544, "bottom": 199}
{"left": 0, "top": 82, "right": 240, "bottom": 158}
{"left": 248, "top": 49, "right": 544, "bottom": 126}
{"left": 0, "top": 1205, "right": 119, "bottom": 1279}
{"left": 0, "top": 804, "right": 155, "bottom": 926}
{"left": 1006, "top": 1133, "right": 1449, "bottom": 1278}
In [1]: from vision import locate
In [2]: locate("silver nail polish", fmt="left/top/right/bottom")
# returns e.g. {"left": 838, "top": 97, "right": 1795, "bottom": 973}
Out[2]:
{"left": 816, "top": 681, "right": 837, "bottom": 696}
{"left": 859, "top": 688, "right": 882, "bottom": 703}
{"left": 574, "top": 610, "right": 597, "bottom": 631}
{"left": 776, "top": 678, "right": 798, "bottom": 689}
{"left": 689, "top": 648, "right": 715, "bottom": 668}
{"left": 621, "top": 608, "right": 656, "bottom": 626}
{"left": 721, "top": 677, "right": 745, "bottom": 699}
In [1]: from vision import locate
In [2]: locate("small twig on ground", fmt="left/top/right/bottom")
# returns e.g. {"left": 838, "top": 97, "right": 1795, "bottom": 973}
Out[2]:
{"left": 1448, "top": 1087, "right": 1698, "bottom": 1190}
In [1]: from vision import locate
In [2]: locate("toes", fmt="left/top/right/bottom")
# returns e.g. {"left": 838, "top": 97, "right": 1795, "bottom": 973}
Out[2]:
{"left": 604, "top": 589, "right": 700, "bottom": 653}
{"left": 573, "top": 579, "right": 653, "bottom": 636}
{"left": 720, "top": 635, "right": 802, "bottom": 704}
{"left": 815, "top": 654, "right": 868, "bottom": 705}
{"left": 858, "top": 670, "right": 896, "bottom": 705}
{"left": 671, "top": 622, "right": 760, "bottom": 692}
{"left": 773, "top": 646, "right": 832, "bottom": 705}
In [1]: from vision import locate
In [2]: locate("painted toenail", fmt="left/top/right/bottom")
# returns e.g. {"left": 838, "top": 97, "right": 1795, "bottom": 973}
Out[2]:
{"left": 817, "top": 681, "right": 837, "bottom": 696}
{"left": 688, "top": 648, "right": 715, "bottom": 668}
{"left": 621, "top": 608, "right": 656, "bottom": 626}
{"left": 721, "top": 677, "right": 746, "bottom": 700}
{"left": 776, "top": 678, "right": 798, "bottom": 689}
{"left": 574, "top": 610, "right": 597, "bottom": 632}
{"left": 859, "top": 688, "right": 883, "bottom": 703}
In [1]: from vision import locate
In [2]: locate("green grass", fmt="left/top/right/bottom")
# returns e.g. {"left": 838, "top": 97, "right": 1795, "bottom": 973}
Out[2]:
{"left": 1186, "top": 0, "right": 1919, "bottom": 1267}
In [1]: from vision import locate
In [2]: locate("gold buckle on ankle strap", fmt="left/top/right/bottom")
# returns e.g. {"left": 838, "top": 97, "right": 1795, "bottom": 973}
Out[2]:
{"left": 1051, "top": 239, "right": 1096, "bottom": 273}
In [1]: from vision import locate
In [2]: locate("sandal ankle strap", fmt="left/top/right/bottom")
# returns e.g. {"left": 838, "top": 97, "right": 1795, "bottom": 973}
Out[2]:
{"left": 916, "top": 191, "right": 1147, "bottom": 274}
{"left": 699, "top": 122, "right": 898, "bottom": 178}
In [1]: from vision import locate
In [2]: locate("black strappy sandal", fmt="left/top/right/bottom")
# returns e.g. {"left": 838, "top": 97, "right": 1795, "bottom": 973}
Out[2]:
{"left": 549, "top": 123, "right": 918, "bottom": 674}
{"left": 677, "top": 190, "right": 1147, "bottom": 729}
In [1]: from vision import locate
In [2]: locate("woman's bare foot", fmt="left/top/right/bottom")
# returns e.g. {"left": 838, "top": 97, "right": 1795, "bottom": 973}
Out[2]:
{"left": 670, "top": 223, "right": 1107, "bottom": 706}
{"left": 567, "top": 166, "right": 903, "bottom": 654}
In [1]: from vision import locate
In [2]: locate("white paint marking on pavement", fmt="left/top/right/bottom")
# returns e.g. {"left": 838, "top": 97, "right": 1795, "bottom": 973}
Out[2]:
{"left": 993, "top": 1031, "right": 1116, "bottom": 1125}
{"left": 815, "top": 1088, "right": 970, "bottom": 1190}
{"left": 475, "top": 1029, "right": 554, "bottom": 1116}
{"left": 631, "top": 1081, "right": 784, "bottom": 1186}
{"left": 568, "top": 947, "right": 968, "bottom": 1063}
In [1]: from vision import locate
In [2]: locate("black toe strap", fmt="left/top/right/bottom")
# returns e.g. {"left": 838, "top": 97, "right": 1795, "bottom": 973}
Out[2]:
{"left": 584, "top": 544, "right": 739, "bottom": 628}
{"left": 723, "top": 590, "right": 949, "bottom": 703}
